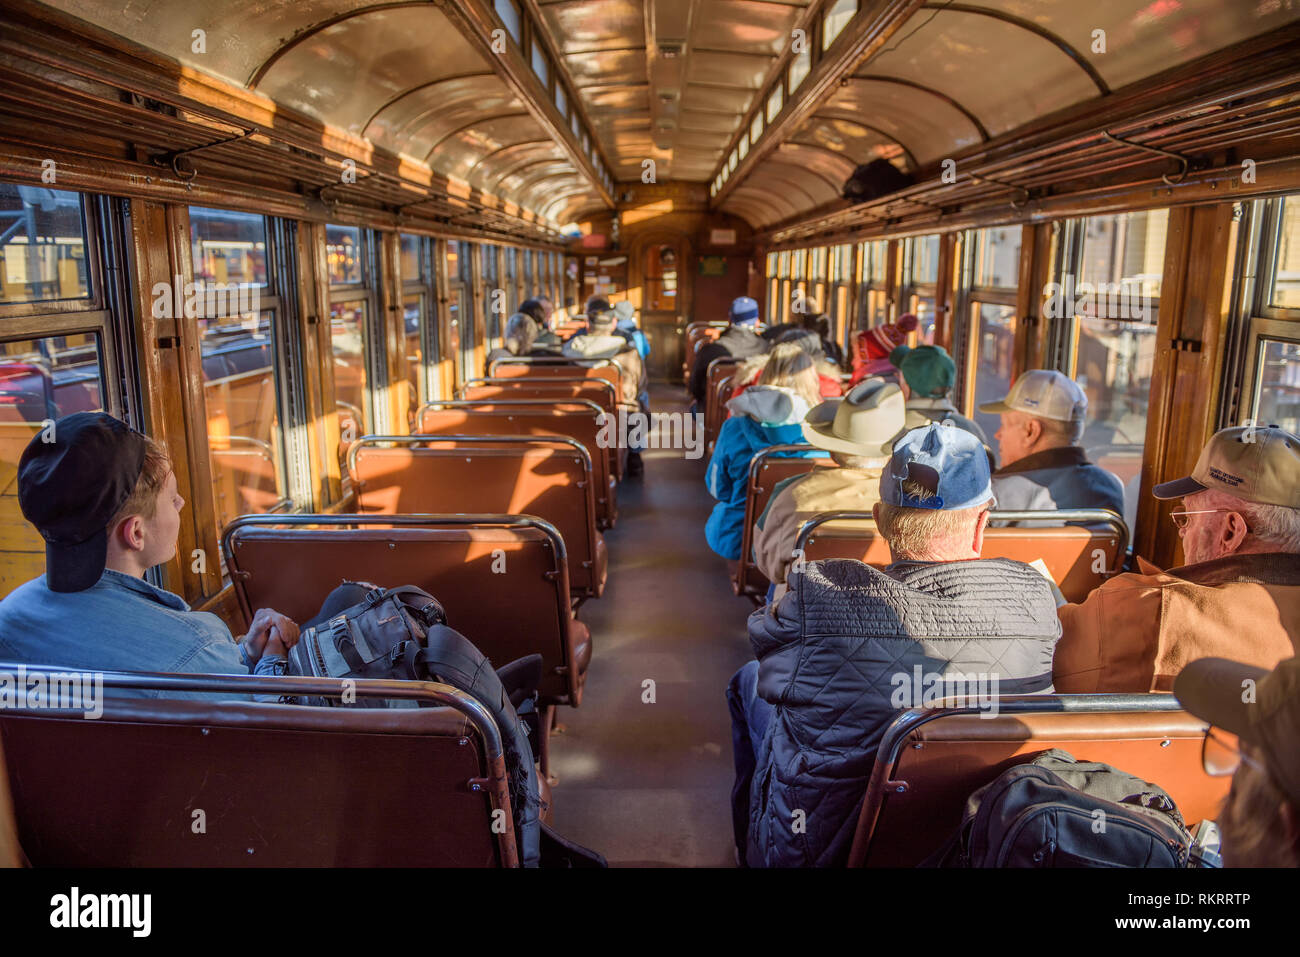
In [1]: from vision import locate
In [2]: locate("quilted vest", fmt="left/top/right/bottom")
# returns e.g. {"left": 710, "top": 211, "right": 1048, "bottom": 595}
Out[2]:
{"left": 747, "top": 557, "right": 1061, "bottom": 867}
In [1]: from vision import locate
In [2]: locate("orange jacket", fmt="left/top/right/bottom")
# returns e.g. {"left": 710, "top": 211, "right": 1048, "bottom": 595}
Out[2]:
{"left": 1054, "top": 552, "right": 1300, "bottom": 692}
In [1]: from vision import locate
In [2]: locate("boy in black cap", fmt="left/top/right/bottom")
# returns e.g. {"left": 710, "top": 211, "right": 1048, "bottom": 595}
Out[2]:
{"left": 0, "top": 413, "right": 362, "bottom": 699}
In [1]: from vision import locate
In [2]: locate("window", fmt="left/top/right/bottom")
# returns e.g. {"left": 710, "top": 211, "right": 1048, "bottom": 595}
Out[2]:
{"left": 828, "top": 243, "right": 854, "bottom": 348}
{"left": 446, "top": 239, "right": 476, "bottom": 388}
{"left": 1252, "top": 338, "right": 1300, "bottom": 434}
{"left": 400, "top": 232, "right": 441, "bottom": 423}
{"left": 483, "top": 246, "right": 501, "bottom": 346}
{"left": 766, "top": 86, "right": 783, "bottom": 123}
{"left": 1232, "top": 193, "right": 1300, "bottom": 441}
{"left": 766, "top": 252, "right": 779, "bottom": 322}
{"left": 856, "top": 239, "right": 889, "bottom": 330}
{"left": 823, "top": 0, "right": 857, "bottom": 49}
{"left": 1270, "top": 196, "right": 1300, "bottom": 308}
{"left": 555, "top": 84, "right": 567, "bottom": 118}
{"left": 751, "top": 113, "right": 763, "bottom": 144}
{"left": 789, "top": 47, "right": 811, "bottom": 92}
{"left": 326, "top": 224, "right": 378, "bottom": 469}
{"left": 190, "top": 208, "right": 289, "bottom": 531}
{"left": 901, "top": 234, "right": 942, "bottom": 344}
{"left": 1, "top": 186, "right": 117, "bottom": 599}
{"left": 1067, "top": 208, "right": 1169, "bottom": 528}
{"left": 494, "top": 0, "right": 520, "bottom": 42}
{"left": 962, "top": 226, "right": 1022, "bottom": 441}
{"left": 531, "top": 42, "right": 550, "bottom": 89}
{"left": 0, "top": 185, "right": 91, "bottom": 304}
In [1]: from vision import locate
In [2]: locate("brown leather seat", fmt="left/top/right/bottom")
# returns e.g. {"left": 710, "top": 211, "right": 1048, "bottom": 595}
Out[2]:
{"left": 0, "top": 669, "right": 520, "bottom": 866}
{"left": 486, "top": 356, "right": 621, "bottom": 394}
{"left": 223, "top": 514, "right": 591, "bottom": 706}
{"left": 703, "top": 356, "right": 741, "bottom": 454}
{"left": 848, "top": 695, "right": 1229, "bottom": 867}
{"left": 417, "top": 400, "right": 619, "bottom": 529}
{"left": 459, "top": 380, "right": 629, "bottom": 481}
{"left": 461, "top": 377, "right": 619, "bottom": 419}
{"left": 348, "top": 436, "right": 606, "bottom": 602}
{"left": 683, "top": 322, "right": 728, "bottom": 382}
{"left": 732, "top": 445, "right": 833, "bottom": 603}
{"left": 797, "top": 510, "right": 1127, "bottom": 604}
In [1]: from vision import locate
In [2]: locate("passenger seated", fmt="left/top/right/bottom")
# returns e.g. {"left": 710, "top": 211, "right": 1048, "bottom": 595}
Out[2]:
{"left": 688, "top": 296, "right": 769, "bottom": 406}
{"left": 613, "top": 300, "right": 651, "bottom": 361}
{"left": 564, "top": 296, "right": 650, "bottom": 475}
{"left": 751, "top": 378, "right": 905, "bottom": 596}
{"left": 486, "top": 313, "right": 556, "bottom": 367}
{"left": 563, "top": 297, "right": 649, "bottom": 409}
{"left": 520, "top": 297, "right": 562, "bottom": 351}
{"left": 729, "top": 329, "right": 842, "bottom": 402}
{"left": 0, "top": 413, "right": 369, "bottom": 699}
{"left": 978, "top": 369, "right": 1125, "bottom": 520}
{"left": 805, "top": 313, "right": 844, "bottom": 369}
{"left": 890, "top": 343, "right": 993, "bottom": 463}
{"left": 1055, "top": 425, "right": 1300, "bottom": 692}
{"left": 1175, "top": 655, "right": 1300, "bottom": 868}
{"left": 705, "top": 345, "right": 822, "bottom": 561}
{"left": 728, "top": 424, "right": 1061, "bottom": 867}
{"left": 849, "top": 313, "right": 917, "bottom": 385}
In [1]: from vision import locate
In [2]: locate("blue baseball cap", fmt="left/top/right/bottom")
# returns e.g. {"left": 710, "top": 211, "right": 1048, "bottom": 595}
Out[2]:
{"left": 729, "top": 296, "right": 760, "bottom": 324}
{"left": 880, "top": 423, "right": 995, "bottom": 510}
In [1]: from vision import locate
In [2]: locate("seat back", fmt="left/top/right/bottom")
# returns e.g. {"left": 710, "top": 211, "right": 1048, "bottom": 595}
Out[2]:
{"left": 683, "top": 322, "right": 728, "bottom": 381}
{"left": 732, "top": 445, "right": 833, "bottom": 601}
{"left": 461, "top": 377, "right": 618, "bottom": 418}
{"left": 849, "top": 694, "right": 1228, "bottom": 867}
{"left": 417, "top": 400, "right": 617, "bottom": 527}
{"left": 348, "top": 436, "right": 604, "bottom": 600}
{"left": 223, "top": 514, "right": 583, "bottom": 704}
{"left": 704, "top": 356, "right": 740, "bottom": 452}
{"left": 487, "top": 356, "right": 620, "bottom": 391}
{"left": 797, "top": 509, "right": 1127, "bottom": 604}
{"left": 0, "top": 667, "right": 518, "bottom": 867}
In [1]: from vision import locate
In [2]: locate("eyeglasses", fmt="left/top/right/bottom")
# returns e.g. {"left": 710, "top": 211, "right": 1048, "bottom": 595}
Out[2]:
{"left": 1170, "top": 508, "right": 1240, "bottom": 530}
{"left": 1201, "top": 727, "right": 1265, "bottom": 777}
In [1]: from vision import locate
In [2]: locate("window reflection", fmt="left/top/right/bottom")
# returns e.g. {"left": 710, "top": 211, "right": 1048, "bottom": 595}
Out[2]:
{"left": 1073, "top": 208, "right": 1168, "bottom": 529}
{"left": 1271, "top": 197, "right": 1300, "bottom": 308}
{"left": 326, "top": 225, "right": 363, "bottom": 285}
{"left": 0, "top": 184, "right": 89, "bottom": 304}
{"left": 190, "top": 207, "right": 267, "bottom": 288}
{"left": 1254, "top": 338, "right": 1300, "bottom": 435}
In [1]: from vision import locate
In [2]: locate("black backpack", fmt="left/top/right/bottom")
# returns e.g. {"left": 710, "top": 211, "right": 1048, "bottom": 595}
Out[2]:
{"left": 924, "top": 749, "right": 1196, "bottom": 868}
{"left": 284, "top": 585, "right": 546, "bottom": 866}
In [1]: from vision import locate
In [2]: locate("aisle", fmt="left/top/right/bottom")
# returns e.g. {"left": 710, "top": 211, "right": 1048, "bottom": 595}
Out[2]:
{"left": 547, "top": 384, "right": 755, "bottom": 867}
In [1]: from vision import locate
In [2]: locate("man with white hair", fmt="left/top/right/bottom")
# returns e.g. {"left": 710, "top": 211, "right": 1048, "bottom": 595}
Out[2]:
{"left": 978, "top": 369, "right": 1124, "bottom": 519}
{"left": 1054, "top": 424, "right": 1300, "bottom": 692}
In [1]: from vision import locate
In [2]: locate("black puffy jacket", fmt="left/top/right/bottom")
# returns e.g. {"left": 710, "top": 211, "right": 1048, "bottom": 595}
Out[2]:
{"left": 746, "top": 557, "right": 1061, "bottom": 867}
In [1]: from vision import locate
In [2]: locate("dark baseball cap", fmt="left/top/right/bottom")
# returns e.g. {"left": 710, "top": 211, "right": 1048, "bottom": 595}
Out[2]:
{"left": 17, "top": 412, "right": 149, "bottom": 592}
{"left": 585, "top": 295, "right": 612, "bottom": 318}
{"left": 1175, "top": 656, "right": 1300, "bottom": 805}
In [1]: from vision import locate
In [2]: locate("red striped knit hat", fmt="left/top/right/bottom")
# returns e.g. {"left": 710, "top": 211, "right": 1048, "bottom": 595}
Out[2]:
{"left": 860, "top": 313, "right": 919, "bottom": 361}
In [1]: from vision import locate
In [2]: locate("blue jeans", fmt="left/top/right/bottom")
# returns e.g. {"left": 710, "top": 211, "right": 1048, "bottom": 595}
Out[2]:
{"left": 726, "top": 659, "right": 774, "bottom": 862}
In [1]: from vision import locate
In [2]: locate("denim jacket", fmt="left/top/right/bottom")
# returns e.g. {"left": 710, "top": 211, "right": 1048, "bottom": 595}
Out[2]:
{"left": 0, "top": 569, "right": 285, "bottom": 700}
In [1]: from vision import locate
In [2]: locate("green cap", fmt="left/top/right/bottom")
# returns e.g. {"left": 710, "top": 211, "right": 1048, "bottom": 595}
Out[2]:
{"left": 898, "top": 344, "right": 956, "bottom": 398}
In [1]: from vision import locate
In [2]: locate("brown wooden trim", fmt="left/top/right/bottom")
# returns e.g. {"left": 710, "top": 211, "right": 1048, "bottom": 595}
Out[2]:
{"left": 933, "top": 232, "right": 956, "bottom": 351}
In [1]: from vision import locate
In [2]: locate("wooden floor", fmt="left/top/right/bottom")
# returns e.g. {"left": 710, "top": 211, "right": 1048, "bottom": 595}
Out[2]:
{"left": 548, "top": 383, "right": 755, "bottom": 867}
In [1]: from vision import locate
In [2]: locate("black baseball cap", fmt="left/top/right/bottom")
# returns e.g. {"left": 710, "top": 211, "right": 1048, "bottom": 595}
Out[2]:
{"left": 17, "top": 412, "right": 149, "bottom": 592}
{"left": 585, "top": 295, "right": 612, "bottom": 318}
